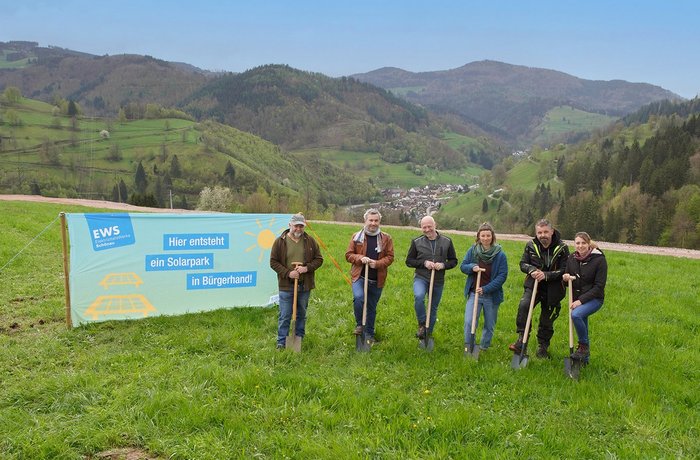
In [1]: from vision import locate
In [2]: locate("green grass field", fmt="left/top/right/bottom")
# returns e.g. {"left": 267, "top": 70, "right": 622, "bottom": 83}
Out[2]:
{"left": 1, "top": 200, "right": 699, "bottom": 459}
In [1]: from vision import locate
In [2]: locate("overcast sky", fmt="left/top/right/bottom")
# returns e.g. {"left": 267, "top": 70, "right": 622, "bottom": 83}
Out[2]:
{"left": 2, "top": 0, "right": 698, "bottom": 98}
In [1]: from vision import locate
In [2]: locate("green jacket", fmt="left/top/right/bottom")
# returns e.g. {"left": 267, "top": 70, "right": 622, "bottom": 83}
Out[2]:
{"left": 269, "top": 229, "right": 323, "bottom": 291}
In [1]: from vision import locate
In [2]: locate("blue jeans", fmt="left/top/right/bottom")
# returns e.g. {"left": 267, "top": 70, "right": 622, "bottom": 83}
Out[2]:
{"left": 352, "top": 277, "right": 383, "bottom": 338}
{"left": 413, "top": 277, "right": 444, "bottom": 334}
{"left": 571, "top": 298, "right": 603, "bottom": 345}
{"left": 464, "top": 292, "right": 500, "bottom": 348}
{"left": 277, "top": 289, "right": 310, "bottom": 346}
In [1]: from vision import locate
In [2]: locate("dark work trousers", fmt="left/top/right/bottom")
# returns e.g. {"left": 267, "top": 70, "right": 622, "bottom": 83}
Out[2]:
{"left": 515, "top": 287, "right": 561, "bottom": 347}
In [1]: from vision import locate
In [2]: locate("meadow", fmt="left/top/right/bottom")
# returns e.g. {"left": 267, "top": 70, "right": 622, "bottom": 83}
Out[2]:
{"left": 1, "top": 200, "right": 698, "bottom": 459}
{"left": 291, "top": 148, "right": 482, "bottom": 188}
{"left": 531, "top": 105, "right": 616, "bottom": 147}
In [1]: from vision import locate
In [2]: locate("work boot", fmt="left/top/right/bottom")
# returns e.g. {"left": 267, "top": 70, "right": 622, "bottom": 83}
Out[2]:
{"left": 416, "top": 322, "right": 426, "bottom": 339}
{"left": 571, "top": 343, "right": 590, "bottom": 361}
{"left": 536, "top": 343, "right": 550, "bottom": 359}
{"left": 353, "top": 325, "right": 363, "bottom": 335}
{"left": 508, "top": 334, "right": 523, "bottom": 353}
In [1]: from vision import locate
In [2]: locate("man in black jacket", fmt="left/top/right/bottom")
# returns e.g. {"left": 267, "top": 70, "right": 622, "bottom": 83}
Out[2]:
{"left": 509, "top": 219, "right": 570, "bottom": 358}
{"left": 406, "top": 216, "right": 458, "bottom": 339}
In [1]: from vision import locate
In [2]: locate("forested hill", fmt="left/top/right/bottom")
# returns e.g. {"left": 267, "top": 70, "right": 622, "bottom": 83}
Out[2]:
{"left": 556, "top": 97, "right": 700, "bottom": 249}
{"left": 182, "top": 64, "right": 428, "bottom": 148}
{"left": 179, "top": 64, "right": 487, "bottom": 169}
{"left": 0, "top": 45, "right": 209, "bottom": 114}
{"left": 352, "top": 60, "right": 681, "bottom": 146}
{"left": 0, "top": 42, "right": 499, "bottom": 170}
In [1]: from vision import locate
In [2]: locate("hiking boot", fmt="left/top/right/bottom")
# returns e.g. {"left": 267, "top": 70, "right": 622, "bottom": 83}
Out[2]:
{"left": 571, "top": 343, "right": 590, "bottom": 361}
{"left": 416, "top": 323, "right": 426, "bottom": 339}
{"left": 353, "top": 325, "right": 363, "bottom": 335}
{"left": 508, "top": 335, "right": 523, "bottom": 353}
{"left": 536, "top": 344, "right": 550, "bottom": 359}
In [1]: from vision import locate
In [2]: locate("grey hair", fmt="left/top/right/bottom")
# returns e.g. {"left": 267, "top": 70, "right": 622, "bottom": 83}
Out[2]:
{"left": 535, "top": 219, "right": 553, "bottom": 229}
{"left": 364, "top": 208, "right": 382, "bottom": 221}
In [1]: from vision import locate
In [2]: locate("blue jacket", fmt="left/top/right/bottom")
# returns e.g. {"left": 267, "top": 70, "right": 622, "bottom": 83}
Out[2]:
{"left": 460, "top": 245, "right": 508, "bottom": 305}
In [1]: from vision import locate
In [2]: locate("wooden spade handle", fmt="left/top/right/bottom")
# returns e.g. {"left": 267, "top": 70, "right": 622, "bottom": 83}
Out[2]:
{"left": 470, "top": 268, "right": 486, "bottom": 334}
{"left": 291, "top": 262, "right": 303, "bottom": 321}
{"left": 425, "top": 268, "right": 436, "bottom": 329}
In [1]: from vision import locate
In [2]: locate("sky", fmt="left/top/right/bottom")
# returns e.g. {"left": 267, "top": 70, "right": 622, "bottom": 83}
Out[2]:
{"left": 1, "top": 0, "right": 698, "bottom": 98}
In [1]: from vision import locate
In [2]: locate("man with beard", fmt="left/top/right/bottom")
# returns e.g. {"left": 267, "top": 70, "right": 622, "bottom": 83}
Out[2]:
{"left": 509, "top": 219, "right": 570, "bottom": 358}
{"left": 270, "top": 213, "right": 324, "bottom": 349}
{"left": 345, "top": 208, "right": 395, "bottom": 344}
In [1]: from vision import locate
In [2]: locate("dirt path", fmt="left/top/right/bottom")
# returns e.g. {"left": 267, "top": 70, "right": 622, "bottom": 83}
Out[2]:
{"left": 3, "top": 194, "right": 699, "bottom": 259}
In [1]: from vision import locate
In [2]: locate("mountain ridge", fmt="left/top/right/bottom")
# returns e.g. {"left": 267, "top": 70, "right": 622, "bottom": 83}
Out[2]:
{"left": 352, "top": 60, "right": 681, "bottom": 146}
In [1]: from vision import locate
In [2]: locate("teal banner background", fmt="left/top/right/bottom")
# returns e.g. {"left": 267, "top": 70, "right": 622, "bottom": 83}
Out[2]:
{"left": 66, "top": 212, "right": 290, "bottom": 326}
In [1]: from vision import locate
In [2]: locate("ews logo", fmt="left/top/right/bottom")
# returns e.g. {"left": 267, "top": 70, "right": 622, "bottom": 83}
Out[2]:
{"left": 84, "top": 214, "right": 135, "bottom": 251}
{"left": 92, "top": 225, "right": 121, "bottom": 239}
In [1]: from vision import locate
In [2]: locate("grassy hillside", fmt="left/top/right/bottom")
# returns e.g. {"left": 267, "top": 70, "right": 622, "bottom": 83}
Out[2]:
{"left": 0, "top": 97, "right": 377, "bottom": 208}
{"left": 292, "top": 148, "right": 483, "bottom": 188}
{"left": 531, "top": 105, "right": 616, "bottom": 146}
{"left": 435, "top": 147, "right": 565, "bottom": 233}
{"left": 1, "top": 201, "right": 698, "bottom": 458}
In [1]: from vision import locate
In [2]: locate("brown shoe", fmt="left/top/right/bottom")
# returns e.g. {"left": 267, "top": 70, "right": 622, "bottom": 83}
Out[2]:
{"left": 571, "top": 343, "right": 590, "bottom": 361}
{"left": 508, "top": 334, "right": 523, "bottom": 353}
{"left": 353, "top": 325, "right": 363, "bottom": 335}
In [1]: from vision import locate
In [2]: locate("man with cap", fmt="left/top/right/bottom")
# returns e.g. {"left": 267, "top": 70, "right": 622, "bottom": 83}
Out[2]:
{"left": 345, "top": 208, "right": 395, "bottom": 344}
{"left": 270, "top": 213, "right": 324, "bottom": 349}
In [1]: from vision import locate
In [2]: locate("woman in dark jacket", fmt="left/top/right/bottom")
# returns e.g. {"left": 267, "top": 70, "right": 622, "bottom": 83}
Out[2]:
{"left": 562, "top": 232, "right": 607, "bottom": 363}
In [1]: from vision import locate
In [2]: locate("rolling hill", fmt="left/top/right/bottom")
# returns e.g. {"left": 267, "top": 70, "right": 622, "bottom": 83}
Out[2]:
{"left": 352, "top": 60, "right": 681, "bottom": 147}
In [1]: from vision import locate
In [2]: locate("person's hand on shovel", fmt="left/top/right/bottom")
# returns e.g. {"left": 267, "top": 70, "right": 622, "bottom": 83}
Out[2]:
{"left": 472, "top": 265, "right": 484, "bottom": 294}
{"left": 562, "top": 274, "right": 581, "bottom": 310}
{"left": 530, "top": 269, "right": 546, "bottom": 282}
{"left": 424, "top": 260, "right": 444, "bottom": 270}
{"left": 360, "top": 257, "right": 376, "bottom": 268}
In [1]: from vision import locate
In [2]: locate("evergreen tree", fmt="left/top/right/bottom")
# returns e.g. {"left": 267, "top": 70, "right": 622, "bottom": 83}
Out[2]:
{"left": 224, "top": 161, "right": 236, "bottom": 188}
{"left": 119, "top": 179, "right": 128, "bottom": 203}
{"left": 482, "top": 198, "right": 489, "bottom": 213}
{"left": 135, "top": 161, "right": 148, "bottom": 194}
{"left": 170, "top": 155, "right": 182, "bottom": 178}
{"left": 67, "top": 100, "right": 78, "bottom": 117}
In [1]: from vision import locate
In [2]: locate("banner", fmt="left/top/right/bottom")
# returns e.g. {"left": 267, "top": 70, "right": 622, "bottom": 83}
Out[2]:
{"left": 65, "top": 212, "right": 290, "bottom": 327}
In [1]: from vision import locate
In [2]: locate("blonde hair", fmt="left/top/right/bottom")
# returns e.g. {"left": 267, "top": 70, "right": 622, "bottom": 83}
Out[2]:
{"left": 475, "top": 222, "right": 497, "bottom": 243}
{"left": 574, "top": 231, "right": 598, "bottom": 249}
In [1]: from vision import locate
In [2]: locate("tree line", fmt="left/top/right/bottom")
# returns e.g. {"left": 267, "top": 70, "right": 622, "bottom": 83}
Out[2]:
{"left": 557, "top": 112, "right": 700, "bottom": 248}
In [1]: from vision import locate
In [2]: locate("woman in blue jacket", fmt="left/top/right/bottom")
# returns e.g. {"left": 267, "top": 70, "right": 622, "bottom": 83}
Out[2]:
{"left": 461, "top": 223, "right": 508, "bottom": 350}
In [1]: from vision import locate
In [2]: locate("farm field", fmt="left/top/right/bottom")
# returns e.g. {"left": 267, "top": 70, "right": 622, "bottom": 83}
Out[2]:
{"left": 1, "top": 200, "right": 698, "bottom": 459}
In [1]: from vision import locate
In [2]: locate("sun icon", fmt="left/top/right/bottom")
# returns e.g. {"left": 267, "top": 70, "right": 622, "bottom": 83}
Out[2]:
{"left": 245, "top": 217, "right": 284, "bottom": 262}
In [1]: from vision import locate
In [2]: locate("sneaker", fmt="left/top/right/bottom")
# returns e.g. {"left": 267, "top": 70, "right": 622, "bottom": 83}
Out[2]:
{"left": 353, "top": 325, "right": 363, "bottom": 335}
{"left": 276, "top": 343, "right": 284, "bottom": 350}
{"left": 536, "top": 344, "right": 550, "bottom": 359}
